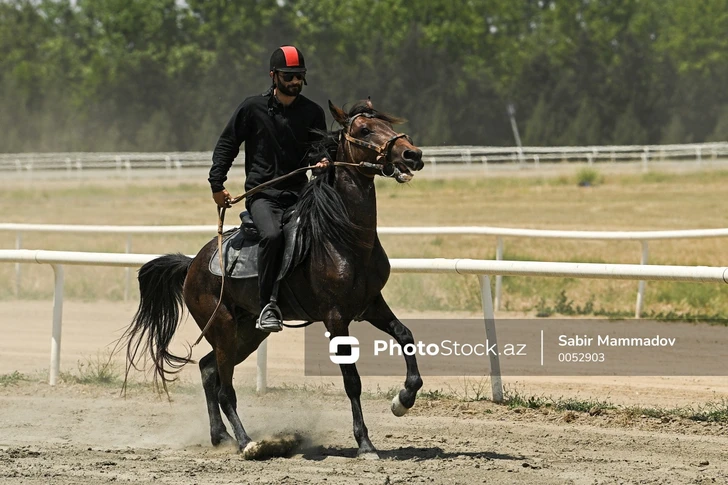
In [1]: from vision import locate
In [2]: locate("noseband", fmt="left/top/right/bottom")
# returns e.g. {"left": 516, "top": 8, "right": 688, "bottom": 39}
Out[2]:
{"left": 341, "top": 113, "right": 412, "bottom": 177}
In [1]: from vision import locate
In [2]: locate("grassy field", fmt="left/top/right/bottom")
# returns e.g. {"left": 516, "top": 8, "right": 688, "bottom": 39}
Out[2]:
{"left": 2, "top": 168, "right": 728, "bottom": 317}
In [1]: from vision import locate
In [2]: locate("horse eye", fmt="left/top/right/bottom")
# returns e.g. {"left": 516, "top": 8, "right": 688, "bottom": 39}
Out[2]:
{"left": 360, "top": 127, "right": 371, "bottom": 136}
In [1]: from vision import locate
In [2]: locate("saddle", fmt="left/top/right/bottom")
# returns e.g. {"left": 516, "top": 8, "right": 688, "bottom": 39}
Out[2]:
{"left": 209, "top": 210, "right": 300, "bottom": 281}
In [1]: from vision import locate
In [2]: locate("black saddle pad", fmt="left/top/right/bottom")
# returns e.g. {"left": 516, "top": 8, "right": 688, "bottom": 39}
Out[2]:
{"left": 209, "top": 210, "right": 300, "bottom": 280}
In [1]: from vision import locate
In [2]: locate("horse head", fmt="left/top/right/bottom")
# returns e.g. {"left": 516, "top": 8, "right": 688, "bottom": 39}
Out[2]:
{"left": 328, "top": 99, "right": 423, "bottom": 183}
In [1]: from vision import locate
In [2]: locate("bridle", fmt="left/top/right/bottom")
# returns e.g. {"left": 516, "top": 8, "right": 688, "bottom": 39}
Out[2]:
{"left": 341, "top": 113, "right": 413, "bottom": 178}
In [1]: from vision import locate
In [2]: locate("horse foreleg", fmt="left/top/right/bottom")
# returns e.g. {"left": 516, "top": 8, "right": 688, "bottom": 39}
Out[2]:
{"left": 362, "top": 294, "right": 423, "bottom": 416}
{"left": 199, "top": 351, "right": 234, "bottom": 447}
{"left": 326, "top": 317, "right": 378, "bottom": 459}
{"left": 341, "top": 362, "right": 379, "bottom": 459}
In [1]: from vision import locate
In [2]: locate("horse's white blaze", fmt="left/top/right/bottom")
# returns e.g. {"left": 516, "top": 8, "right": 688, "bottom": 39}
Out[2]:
{"left": 391, "top": 393, "right": 409, "bottom": 416}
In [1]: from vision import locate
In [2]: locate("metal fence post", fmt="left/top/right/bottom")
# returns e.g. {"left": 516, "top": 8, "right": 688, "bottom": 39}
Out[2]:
{"left": 635, "top": 241, "right": 649, "bottom": 318}
{"left": 257, "top": 340, "right": 268, "bottom": 393}
{"left": 50, "top": 264, "right": 64, "bottom": 386}
{"left": 15, "top": 232, "right": 22, "bottom": 296}
{"left": 494, "top": 237, "right": 504, "bottom": 311}
{"left": 478, "top": 275, "right": 503, "bottom": 403}
{"left": 124, "top": 235, "right": 132, "bottom": 301}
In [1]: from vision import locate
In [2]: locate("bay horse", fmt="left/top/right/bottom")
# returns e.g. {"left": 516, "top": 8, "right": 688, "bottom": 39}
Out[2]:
{"left": 121, "top": 100, "right": 424, "bottom": 459}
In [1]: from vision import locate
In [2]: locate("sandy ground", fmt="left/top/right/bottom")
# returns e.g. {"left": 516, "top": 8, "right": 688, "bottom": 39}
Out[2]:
{"left": 1, "top": 300, "right": 728, "bottom": 484}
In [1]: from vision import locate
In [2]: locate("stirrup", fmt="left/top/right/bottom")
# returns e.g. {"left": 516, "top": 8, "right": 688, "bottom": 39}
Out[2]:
{"left": 256, "top": 302, "right": 283, "bottom": 333}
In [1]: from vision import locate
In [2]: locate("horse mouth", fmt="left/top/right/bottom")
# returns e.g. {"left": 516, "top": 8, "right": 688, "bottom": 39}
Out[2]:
{"left": 394, "top": 163, "right": 414, "bottom": 183}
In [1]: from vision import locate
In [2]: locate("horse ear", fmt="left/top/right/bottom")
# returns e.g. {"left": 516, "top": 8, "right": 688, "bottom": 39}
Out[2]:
{"left": 366, "top": 97, "right": 373, "bottom": 109}
{"left": 328, "top": 100, "right": 348, "bottom": 125}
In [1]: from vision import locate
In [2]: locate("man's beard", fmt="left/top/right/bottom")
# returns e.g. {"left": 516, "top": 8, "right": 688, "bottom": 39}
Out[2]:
{"left": 276, "top": 78, "right": 302, "bottom": 97}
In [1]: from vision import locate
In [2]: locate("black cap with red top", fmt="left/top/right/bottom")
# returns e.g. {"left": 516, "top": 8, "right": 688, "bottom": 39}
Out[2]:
{"left": 269, "top": 46, "right": 307, "bottom": 73}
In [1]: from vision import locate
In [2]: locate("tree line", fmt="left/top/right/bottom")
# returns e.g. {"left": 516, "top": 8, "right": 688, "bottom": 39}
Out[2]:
{"left": 1, "top": 0, "right": 727, "bottom": 153}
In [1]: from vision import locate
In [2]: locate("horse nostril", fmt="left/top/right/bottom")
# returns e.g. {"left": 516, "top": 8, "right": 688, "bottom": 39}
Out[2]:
{"left": 404, "top": 149, "right": 420, "bottom": 161}
{"left": 404, "top": 149, "right": 422, "bottom": 162}
{"left": 403, "top": 149, "right": 423, "bottom": 170}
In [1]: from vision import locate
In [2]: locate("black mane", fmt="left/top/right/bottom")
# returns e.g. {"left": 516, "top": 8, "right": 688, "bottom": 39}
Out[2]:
{"left": 295, "top": 172, "right": 370, "bottom": 264}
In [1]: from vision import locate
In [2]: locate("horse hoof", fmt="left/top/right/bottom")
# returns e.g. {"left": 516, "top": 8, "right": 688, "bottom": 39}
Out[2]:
{"left": 391, "top": 393, "right": 409, "bottom": 417}
{"left": 212, "top": 433, "right": 235, "bottom": 448}
{"left": 242, "top": 441, "right": 262, "bottom": 460}
{"left": 357, "top": 451, "right": 380, "bottom": 460}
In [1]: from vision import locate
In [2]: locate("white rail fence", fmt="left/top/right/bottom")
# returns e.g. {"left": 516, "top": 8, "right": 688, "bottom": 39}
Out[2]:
{"left": 1, "top": 249, "right": 727, "bottom": 402}
{"left": 4, "top": 223, "right": 728, "bottom": 318}
{"left": 2, "top": 141, "right": 728, "bottom": 177}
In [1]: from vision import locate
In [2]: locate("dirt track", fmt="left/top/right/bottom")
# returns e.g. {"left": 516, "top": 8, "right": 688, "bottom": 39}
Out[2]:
{"left": 1, "top": 301, "right": 728, "bottom": 484}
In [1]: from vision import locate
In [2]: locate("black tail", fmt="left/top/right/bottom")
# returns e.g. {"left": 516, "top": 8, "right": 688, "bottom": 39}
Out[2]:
{"left": 120, "top": 253, "right": 193, "bottom": 394}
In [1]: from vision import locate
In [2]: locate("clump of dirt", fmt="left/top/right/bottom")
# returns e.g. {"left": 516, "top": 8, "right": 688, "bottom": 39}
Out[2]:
{"left": 242, "top": 433, "right": 304, "bottom": 460}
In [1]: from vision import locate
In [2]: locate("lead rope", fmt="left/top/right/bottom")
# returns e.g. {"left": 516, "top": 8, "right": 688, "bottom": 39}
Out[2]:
{"left": 192, "top": 205, "right": 227, "bottom": 346}
{"left": 191, "top": 160, "right": 386, "bottom": 347}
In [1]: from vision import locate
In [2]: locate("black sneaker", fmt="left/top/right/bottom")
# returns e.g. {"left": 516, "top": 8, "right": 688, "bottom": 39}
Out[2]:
{"left": 256, "top": 304, "right": 283, "bottom": 333}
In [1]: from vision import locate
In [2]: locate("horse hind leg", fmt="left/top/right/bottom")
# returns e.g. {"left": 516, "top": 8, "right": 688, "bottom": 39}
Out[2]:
{"left": 216, "top": 319, "right": 269, "bottom": 454}
{"left": 199, "top": 350, "right": 235, "bottom": 447}
{"left": 362, "top": 294, "right": 423, "bottom": 416}
{"left": 218, "top": 311, "right": 270, "bottom": 450}
{"left": 189, "top": 299, "right": 267, "bottom": 452}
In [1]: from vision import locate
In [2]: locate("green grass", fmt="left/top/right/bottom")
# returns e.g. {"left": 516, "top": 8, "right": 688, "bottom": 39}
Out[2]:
{"left": 502, "top": 386, "right": 615, "bottom": 413}
{"left": 501, "top": 387, "right": 728, "bottom": 423}
{"left": 59, "top": 352, "right": 122, "bottom": 386}
{"left": 0, "top": 371, "right": 29, "bottom": 386}
{"left": 4, "top": 169, "right": 728, "bottom": 318}
{"left": 576, "top": 167, "right": 602, "bottom": 186}
{"left": 624, "top": 400, "right": 728, "bottom": 423}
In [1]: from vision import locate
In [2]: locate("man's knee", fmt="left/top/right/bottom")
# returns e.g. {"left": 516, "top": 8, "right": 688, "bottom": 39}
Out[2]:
{"left": 259, "top": 226, "right": 283, "bottom": 249}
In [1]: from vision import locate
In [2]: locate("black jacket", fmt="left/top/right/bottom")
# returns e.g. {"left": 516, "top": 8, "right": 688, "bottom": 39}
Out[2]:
{"left": 209, "top": 90, "right": 327, "bottom": 200}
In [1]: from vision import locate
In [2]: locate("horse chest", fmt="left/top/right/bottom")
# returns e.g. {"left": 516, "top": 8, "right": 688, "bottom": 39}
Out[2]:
{"left": 315, "top": 253, "right": 382, "bottom": 293}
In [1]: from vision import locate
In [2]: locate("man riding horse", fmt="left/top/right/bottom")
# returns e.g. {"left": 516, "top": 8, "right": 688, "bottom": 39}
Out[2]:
{"left": 209, "top": 45, "right": 330, "bottom": 333}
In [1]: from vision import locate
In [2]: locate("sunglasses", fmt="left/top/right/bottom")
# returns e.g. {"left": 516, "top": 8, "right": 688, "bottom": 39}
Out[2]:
{"left": 279, "top": 72, "right": 305, "bottom": 82}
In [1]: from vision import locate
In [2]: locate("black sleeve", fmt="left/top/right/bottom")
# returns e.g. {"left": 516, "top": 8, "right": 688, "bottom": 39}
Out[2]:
{"left": 305, "top": 104, "right": 333, "bottom": 166}
{"left": 209, "top": 102, "right": 249, "bottom": 193}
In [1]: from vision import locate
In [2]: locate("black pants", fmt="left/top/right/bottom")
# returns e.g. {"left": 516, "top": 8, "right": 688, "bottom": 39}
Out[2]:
{"left": 248, "top": 195, "right": 296, "bottom": 309}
